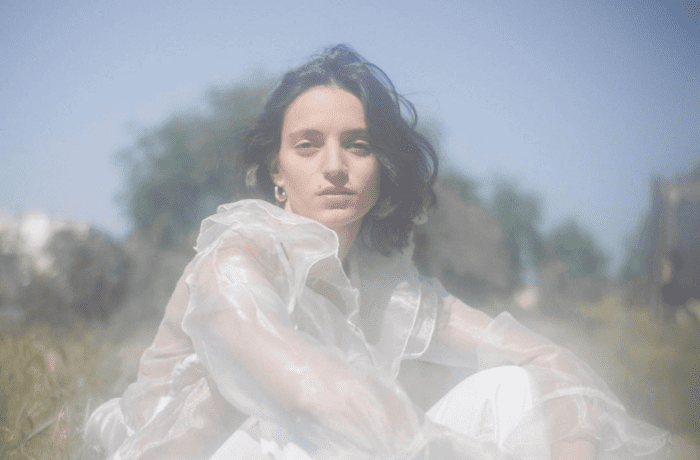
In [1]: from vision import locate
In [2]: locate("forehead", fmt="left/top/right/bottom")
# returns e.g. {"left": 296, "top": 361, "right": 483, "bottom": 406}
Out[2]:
{"left": 282, "top": 86, "right": 366, "bottom": 133}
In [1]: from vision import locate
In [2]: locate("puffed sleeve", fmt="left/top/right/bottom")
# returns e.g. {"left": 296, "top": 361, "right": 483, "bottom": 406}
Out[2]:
{"left": 422, "top": 295, "right": 671, "bottom": 459}
{"left": 180, "top": 208, "right": 428, "bottom": 457}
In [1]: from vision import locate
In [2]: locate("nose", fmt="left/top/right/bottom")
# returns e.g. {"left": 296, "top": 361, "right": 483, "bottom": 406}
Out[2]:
{"left": 322, "top": 140, "right": 349, "bottom": 185}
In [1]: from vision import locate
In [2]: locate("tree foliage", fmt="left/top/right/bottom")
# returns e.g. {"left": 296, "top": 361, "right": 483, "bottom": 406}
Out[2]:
{"left": 116, "top": 75, "right": 275, "bottom": 246}
{"left": 488, "top": 179, "right": 609, "bottom": 283}
{"left": 489, "top": 179, "right": 547, "bottom": 284}
{"left": 546, "top": 220, "right": 608, "bottom": 279}
{"left": 114, "top": 74, "right": 611, "bottom": 288}
{"left": 440, "top": 170, "right": 481, "bottom": 205}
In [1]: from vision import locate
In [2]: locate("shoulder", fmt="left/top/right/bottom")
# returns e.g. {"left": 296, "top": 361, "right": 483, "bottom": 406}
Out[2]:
{"left": 190, "top": 200, "right": 344, "bottom": 286}
{"left": 194, "top": 199, "right": 294, "bottom": 250}
{"left": 194, "top": 199, "right": 337, "bottom": 255}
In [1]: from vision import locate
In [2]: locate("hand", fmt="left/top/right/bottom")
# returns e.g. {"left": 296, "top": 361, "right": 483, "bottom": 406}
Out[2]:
{"left": 551, "top": 438, "right": 595, "bottom": 460}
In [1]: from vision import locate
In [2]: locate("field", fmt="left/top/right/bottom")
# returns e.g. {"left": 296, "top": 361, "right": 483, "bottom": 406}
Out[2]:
{"left": 1, "top": 295, "right": 698, "bottom": 459}
{"left": 0, "top": 320, "right": 144, "bottom": 460}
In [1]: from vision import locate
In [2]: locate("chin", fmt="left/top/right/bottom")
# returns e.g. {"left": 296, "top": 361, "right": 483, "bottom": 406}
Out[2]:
{"left": 314, "top": 209, "right": 366, "bottom": 231}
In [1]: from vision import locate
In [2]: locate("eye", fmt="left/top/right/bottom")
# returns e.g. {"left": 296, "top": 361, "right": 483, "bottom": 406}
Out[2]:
{"left": 348, "top": 140, "right": 371, "bottom": 155}
{"left": 294, "top": 139, "right": 317, "bottom": 155}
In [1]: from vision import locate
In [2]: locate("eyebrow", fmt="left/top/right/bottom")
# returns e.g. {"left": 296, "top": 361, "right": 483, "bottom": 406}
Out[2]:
{"left": 287, "top": 129, "right": 321, "bottom": 143}
{"left": 342, "top": 129, "right": 370, "bottom": 140}
{"left": 287, "top": 128, "right": 369, "bottom": 142}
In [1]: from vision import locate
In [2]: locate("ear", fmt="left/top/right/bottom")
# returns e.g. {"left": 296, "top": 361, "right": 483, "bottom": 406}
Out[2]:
{"left": 271, "top": 173, "right": 285, "bottom": 188}
{"left": 269, "top": 156, "right": 285, "bottom": 187}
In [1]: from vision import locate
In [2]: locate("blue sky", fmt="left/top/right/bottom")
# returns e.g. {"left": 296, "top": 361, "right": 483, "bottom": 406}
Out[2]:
{"left": 1, "top": 0, "right": 698, "bottom": 275}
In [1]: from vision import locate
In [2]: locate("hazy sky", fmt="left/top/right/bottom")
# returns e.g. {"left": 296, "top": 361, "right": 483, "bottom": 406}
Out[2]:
{"left": 2, "top": 0, "right": 698, "bottom": 275}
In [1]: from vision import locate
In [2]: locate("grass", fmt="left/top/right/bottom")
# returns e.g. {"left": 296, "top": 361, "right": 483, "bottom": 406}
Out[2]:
{"left": 581, "top": 296, "right": 700, "bottom": 435}
{"left": 1, "top": 295, "right": 698, "bottom": 458}
{"left": 0, "top": 322, "right": 123, "bottom": 460}
{"left": 549, "top": 295, "right": 700, "bottom": 457}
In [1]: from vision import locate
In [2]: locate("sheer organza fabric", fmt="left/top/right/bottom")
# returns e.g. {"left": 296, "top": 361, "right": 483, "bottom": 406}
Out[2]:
{"left": 83, "top": 200, "right": 670, "bottom": 459}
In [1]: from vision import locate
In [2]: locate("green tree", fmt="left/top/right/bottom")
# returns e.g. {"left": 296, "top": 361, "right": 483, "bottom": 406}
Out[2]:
{"left": 546, "top": 220, "right": 608, "bottom": 278}
{"left": 116, "top": 74, "right": 275, "bottom": 246}
{"left": 490, "top": 179, "right": 546, "bottom": 284}
{"left": 440, "top": 170, "right": 481, "bottom": 205}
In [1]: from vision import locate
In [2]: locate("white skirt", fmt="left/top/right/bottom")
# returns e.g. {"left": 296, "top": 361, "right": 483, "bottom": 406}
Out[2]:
{"left": 211, "top": 365, "right": 548, "bottom": 460}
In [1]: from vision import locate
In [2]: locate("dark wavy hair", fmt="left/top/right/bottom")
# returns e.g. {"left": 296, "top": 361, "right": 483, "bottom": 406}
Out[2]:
{"left": 240, "top": 44, "right": 438, "bottom": 255}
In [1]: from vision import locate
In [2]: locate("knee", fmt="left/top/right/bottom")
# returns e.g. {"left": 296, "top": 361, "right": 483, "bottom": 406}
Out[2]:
{"left": 427, "top": 365, "right": 534, "bottom": 432}
{"left": 465, "top": 366, "right": 532, "bottom": 403}
{"left": 490, "top": 365, "right": 533, "bottom": 405}
{"left": 471, "top": 366, "right": 536, "bottom": 447}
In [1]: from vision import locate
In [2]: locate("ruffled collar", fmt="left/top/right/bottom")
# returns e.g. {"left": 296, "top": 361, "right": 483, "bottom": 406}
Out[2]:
{"left": 198, "top": 199, "right": 440, "bottom": 376}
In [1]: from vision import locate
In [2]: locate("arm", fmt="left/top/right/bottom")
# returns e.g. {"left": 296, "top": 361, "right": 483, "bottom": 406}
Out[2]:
{"left": 181, "top": 233, "right": 422, "bottom": 455}
{"left": 551, "top": 438, "right": 595, "bottom": 460}
{"left": 423, "top": 296, "right": 595, "bottom": 460}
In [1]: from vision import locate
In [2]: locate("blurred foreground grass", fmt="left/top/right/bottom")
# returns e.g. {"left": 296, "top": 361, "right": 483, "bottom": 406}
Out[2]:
{"left": 0, "top": 322, "right": 125, "bottom": 460}
{"left": 1, "top": 295, "right": 698, "bottom": 459}
{"left": 515, "top": 294, "right": 700, "bottom": 458}
{"left": 583, "top": 296, "right": 699, "bottom": 438}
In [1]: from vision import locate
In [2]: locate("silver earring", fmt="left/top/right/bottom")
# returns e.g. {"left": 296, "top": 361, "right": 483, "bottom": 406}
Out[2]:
{"left": 274, "top": 185, "right": 287, "bottom": 203}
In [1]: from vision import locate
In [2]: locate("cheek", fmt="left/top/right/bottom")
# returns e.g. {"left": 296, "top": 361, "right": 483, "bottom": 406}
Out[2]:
{"left": 276, "top": 155, "right": 302, "bottom": 187}
{"left": 361, "top": 160, "right": 381, "bottom": 203}
{"left": 287, "top": 169, "right": 313, "bottom": 192}
{"left": 279, "top": 159, "right": 315, "bottom": 205}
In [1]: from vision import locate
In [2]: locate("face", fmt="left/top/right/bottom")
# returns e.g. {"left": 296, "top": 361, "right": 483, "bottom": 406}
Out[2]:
{"left": 271, "top": 86, "right": 380, "bottom": 233}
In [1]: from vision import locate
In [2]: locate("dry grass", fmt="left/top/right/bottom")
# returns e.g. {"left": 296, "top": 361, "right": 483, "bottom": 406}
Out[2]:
{"left": 1, "top": 296, "right": 698, "bottom": 458}
{"left": 0, "top": 321, "right": 124, "bottom": 460}
{"left": 532, "top": 295, "right": 700, "bottom": 458}
{"left": 585, "top": 296, "right": 699, "bottom": 438}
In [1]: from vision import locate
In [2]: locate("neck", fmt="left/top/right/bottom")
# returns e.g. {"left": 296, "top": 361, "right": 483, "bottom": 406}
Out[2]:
{"left": 281, "top": 201, "right": 361, "bottom": 260}
{"left": 333, "top": 220, "right": 362, "bottom": 260}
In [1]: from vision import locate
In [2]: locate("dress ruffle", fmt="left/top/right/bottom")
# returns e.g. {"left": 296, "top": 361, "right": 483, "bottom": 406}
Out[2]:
{"left": 83, "top": 199, "right": 671, "bottom": 459}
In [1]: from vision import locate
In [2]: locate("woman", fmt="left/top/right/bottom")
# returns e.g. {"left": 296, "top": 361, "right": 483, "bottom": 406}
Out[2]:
{"left": 83, "top": 45, "right": 670, "bottom": 459}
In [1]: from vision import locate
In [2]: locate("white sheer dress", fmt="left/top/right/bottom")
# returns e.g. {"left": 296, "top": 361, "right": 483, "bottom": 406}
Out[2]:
{"left": 83, "top": 200, "right": 670, "bottom": 459}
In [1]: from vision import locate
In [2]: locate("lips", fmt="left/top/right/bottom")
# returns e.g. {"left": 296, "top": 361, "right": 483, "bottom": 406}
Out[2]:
{"left": 318, "top": 187, "right": 355, "bottom": 196}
